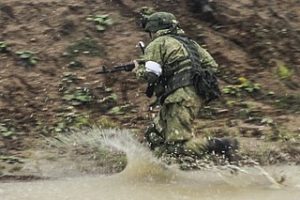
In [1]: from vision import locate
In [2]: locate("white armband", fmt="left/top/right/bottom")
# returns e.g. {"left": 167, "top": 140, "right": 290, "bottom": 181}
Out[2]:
{"left": 145, "top": 61, "right": 162, "bottom": 76}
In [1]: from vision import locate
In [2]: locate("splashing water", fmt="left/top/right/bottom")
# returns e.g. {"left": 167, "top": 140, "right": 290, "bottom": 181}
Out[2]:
{"left": 0, "top": 128, "right": 300, "bottom": 200}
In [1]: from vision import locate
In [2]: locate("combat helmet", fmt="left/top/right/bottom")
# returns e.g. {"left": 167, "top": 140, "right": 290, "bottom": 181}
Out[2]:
{"left": 143, "top": 12, "right": 179, "bottom": 33}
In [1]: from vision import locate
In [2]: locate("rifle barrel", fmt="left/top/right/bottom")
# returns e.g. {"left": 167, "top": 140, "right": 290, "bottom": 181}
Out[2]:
{"left": 96, "top": 62, "right": 135, "bottom": 74}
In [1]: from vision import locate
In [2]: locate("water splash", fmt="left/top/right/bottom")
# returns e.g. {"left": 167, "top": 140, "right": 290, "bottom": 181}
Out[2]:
{"left": 1, "top": 128, "right": 300, "bottom": 200}
{"left": 45, "top": 128, "right": 299, "bottom": 186}
{"left": 44, "top": 128, "right": 175, "bottom": 182}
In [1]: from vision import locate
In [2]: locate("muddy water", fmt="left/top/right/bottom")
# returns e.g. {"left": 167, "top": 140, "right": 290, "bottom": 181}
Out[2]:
{"left": 1, "top": 129, "right": 299, "bottom": 200}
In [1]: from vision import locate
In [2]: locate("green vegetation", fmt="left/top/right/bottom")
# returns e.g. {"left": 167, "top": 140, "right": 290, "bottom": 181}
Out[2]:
{"left": 59, "top": 73, "right": 93, "bottom": 106}
{"left": 16, "top": 51, "right": 38, "bottom": 66}
{"left": 0, "top": 41, "right": 8, "bottom": 53}
{"left": 98, "top": 93, "right": 118, "bottom": 104}
{"left": 53, "top": 112, "right": 91, "bottom": 133}
{"left": 222, "top": 77, "right": 261, "bottom": 96}
{"left": 86, "top": 14, "right": 113, "bottom": 32}
{"left": 0, "top": 123, "right": 16, "bottom": 139}
{"left": 62, "top": 87, "right": 93, "bottom": 106}
{"left": 276, "top": 63, "right": 294, "bottom": 80}
{"left": 65, "top": 37, "right": 105, "bottom": 58}
{"left": 60, "top": 72, "right": 82, "bottom": 85}
{"left": 108, "top": 104, "right": 131, "bottom": 115}
{"left": 275, "top": 95, "right": 300, "bottom": 112}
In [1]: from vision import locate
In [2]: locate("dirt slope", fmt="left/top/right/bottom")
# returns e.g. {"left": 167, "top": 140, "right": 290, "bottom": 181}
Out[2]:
{"left": 0, "top": 0, "right": 300, "bottom": 176}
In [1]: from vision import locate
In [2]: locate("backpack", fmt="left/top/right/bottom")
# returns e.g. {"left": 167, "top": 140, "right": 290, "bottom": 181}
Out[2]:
{"left": 170, "top": 34, "right": 221, "bottom": 102}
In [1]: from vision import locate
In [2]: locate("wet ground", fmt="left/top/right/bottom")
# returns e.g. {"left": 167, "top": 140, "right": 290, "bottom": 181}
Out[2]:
{"left": 1, "top": 1, "right": 300, "bottom": 197}
{"left": 1, "top": 166, "right": 300, "bottom": 200}
{"left": 1, "top": 129, "right": 299, "bottom": 200}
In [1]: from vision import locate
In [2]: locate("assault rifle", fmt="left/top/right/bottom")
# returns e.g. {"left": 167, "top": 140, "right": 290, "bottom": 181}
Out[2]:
{"left": 96, "top": 41, "right": 145, "bottom": 74}
{"left": 96, "top": 62, "right": 136, "bottom": 74}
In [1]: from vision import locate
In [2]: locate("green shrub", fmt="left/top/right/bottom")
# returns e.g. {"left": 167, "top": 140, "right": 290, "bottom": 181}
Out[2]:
{"left": 222, "top": 77, "right": 261, "bottom": 96}
{"left": 65, "top": 38, "right": 104, "bottom": 58}
{"left": 0, "top": 41, "right": 8, "bottom": 53}
{"left": 63, "top": 87, "right": 93, "bottom": 106}
{"left": 16, "top": 51, "right": 38, "bottom": 66}
{"left": 276, "top": 63, "right": 294, "bottom": 80}
{"left": 87, "top": 14, "right": 113, "bottom": 32}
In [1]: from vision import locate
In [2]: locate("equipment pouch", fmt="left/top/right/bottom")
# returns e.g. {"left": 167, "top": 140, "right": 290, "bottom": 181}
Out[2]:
{"left": 193, "top": 68, "right": 220, "bottom": 102}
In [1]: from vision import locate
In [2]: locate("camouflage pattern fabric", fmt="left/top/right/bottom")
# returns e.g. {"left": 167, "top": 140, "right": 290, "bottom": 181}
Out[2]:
{"left": 135, "top": 28, "right": 218, "bottom": 157}
{"left": 154, "top": 86, "right": 207, "bottom": 157}
{"left": 154, "top": 86, "right": 202, "bottom": 142}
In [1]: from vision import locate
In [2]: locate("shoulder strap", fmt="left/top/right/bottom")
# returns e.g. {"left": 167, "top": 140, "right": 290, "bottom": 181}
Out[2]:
{"left": 169, "top": 34, "right": 202, "bottom": 70}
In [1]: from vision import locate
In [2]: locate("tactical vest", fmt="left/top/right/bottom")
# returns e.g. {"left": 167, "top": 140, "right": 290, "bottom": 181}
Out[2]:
{"left": 146, "top": 34, "right": 221, "bottom": 103}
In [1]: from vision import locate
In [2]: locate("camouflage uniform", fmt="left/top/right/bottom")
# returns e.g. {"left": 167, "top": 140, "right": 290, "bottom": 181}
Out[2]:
{"left": 135, "top": 12, "right": 238, "bottom": 159}
{"left": 135, "top": 19, "right": 218, "bottom": 157}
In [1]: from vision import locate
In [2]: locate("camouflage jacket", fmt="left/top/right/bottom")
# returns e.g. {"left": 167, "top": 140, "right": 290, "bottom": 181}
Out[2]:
{"left": 135, "top": 28, "right": 218, "bottom": 103}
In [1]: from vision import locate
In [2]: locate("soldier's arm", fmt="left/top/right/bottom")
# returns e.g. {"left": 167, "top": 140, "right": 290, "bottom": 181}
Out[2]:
{"left": 134, "top": 38, "right": 165, "bottom": 81}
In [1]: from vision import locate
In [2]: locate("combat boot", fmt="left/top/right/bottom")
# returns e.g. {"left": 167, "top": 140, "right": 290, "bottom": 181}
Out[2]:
{"left": 144, "top": 124, "right": 165, "bottom": 151}
{"left": 206, "top": 137, "right": 239, "bottom": 162}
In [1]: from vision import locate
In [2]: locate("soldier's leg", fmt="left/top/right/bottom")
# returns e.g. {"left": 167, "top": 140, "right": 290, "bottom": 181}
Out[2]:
{"left": 160, "top": 100, "right": 239, "bottom": 160}
{"left": 144, "top": 101, "right": 192, "bottom": 156}
{"left": 161, "top": 99, "right": 205, "bottom": 157}
{"left": 145, "top": 86, "right": 239, "bottom": 160}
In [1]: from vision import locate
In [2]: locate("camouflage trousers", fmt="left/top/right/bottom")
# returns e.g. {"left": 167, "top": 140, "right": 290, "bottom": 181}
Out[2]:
{"left": 145, "top": 86, "right": 207, "bottom": 157}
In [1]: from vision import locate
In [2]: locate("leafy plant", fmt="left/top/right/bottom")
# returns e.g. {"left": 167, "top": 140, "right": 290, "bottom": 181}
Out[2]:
{"left": 16, "top": 51, "right": 38, "bottom": 66}
{"left": 222, "top": 85, "right": 240, "bottom": 95}
{"left": 63, "top": 87, "right": 93, "bottom": 106}
{"left": 260, "top": 117, "right": 274, "bottom": 125}
{"left": 61, "top": 72, "right": 82, "bottom": 84}
{"left": 87, "top": 14, "right": 113, "bottom": 31}
{"left": 98, "top": 93, "right": 118, "bottom": 104}
{"left": 222, "top": 77, "right": 261, "bottom": 96}
{"left": 0, "top": 123, "right": 16, "bottom": 138}
{"left": 0, "top": 41, "right": 8, "bottom": 53}
{"left": 53, "top": 112, "right": 91, "bottom": 133}
{"left": 65, "top": 37, "right": 105, "bottom": 58}
{"left": 59, "top": 72, "right": 85, "bottom": 93}
{"left": 276, "top": 63, "right": 294, "bottom": 80}
{"left": 108, "top": 104, "right": 131, "bottom": 115}
{"left": 238, "top": 77, "right": 261, "bottom": 92}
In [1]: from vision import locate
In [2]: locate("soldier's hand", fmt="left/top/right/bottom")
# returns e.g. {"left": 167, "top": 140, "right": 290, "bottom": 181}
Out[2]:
{"left": 132, "top": 60, "right": 139, "bottom": 73}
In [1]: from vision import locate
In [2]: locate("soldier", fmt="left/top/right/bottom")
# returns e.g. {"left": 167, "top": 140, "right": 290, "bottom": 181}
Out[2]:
{"left": 133, "top": 12, "right": 238, "bottom": 161}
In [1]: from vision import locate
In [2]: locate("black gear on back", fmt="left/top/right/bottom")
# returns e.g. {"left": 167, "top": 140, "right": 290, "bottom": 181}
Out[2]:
{"left": 170, "top": 35, "right": 221, "bottom": 103}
